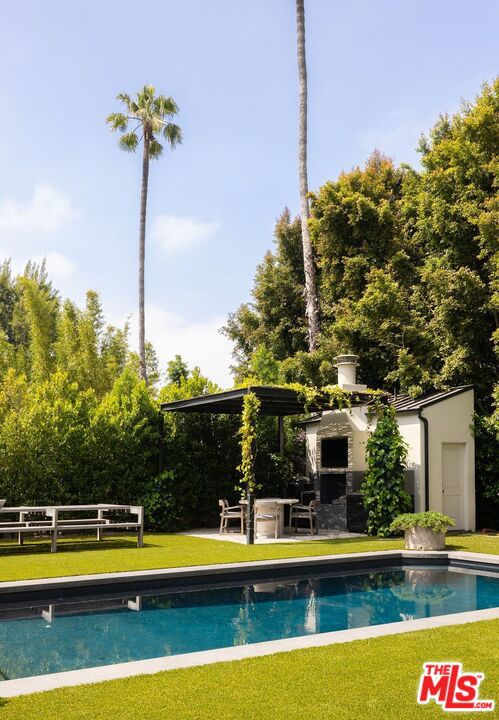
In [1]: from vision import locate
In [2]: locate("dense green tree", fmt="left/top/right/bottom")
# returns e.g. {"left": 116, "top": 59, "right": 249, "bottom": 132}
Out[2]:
{"left": 0, "top": 261, "right": 17, "bottom": 343}
{"left": 225, "top": 78, "right": 498, "bottom": 527}
{"left": 228, "top": 82, "right": 498, "bottom": 404}
{"left": 473, "top": 383, "right": 499, "bottom": 529}
{"left": 310, "top": 151, "right": 409, "bottom": 310}
{"left": 107, "top": 85, "right": 182, "bottom": 381}
{"left": 403, "top": 78, "right": 499, "bottom": 405}
{"left": 166, "top": 355, "right": 189, "bottom": 386}
{"left": 54, "top": 293, "right": 129, "bottom": 397}
{"left": 17, "top": 274, "right": 58, "bottom": 382}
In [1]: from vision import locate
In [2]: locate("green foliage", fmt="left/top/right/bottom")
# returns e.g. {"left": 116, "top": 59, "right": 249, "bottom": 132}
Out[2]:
{"left": 0, "top": 368, "right": 160, "bottom": 509}
{"left": 158, "top": 368, "right": 241, "bottom": 530}
{"left": 0, "top": 261, "right": 18, "bottom": 343}
{"left": 361, "top": 406, "right": 411, "bottom": 536}
{"left": 225, "top": 78, "right": 499, "bottom": 526}
{"left": 17, "top": 273, "right": 58, "bottom": 381}
{"left": 107, "top": 85, "right": 182, "bottom": 158}
{"left": 473, "top": 384, "right": 499, "bottom": 529}
{"left": 247, "top": 344, "right": 280, "bottom": 384}
{"left": 390, "top": 511, "right": 456, "bottom": 535}
{"left": 0, "top": 263, "right": 163, "bottom": 521}
{"left": 166, "top": 354, "right": 189, "bottom": 386}
{"left": 141, "top": 470, "right": 178, "bottom": 532}
{"left": 90, "top": 368, "right": 161, "bottom": 502}
{"left": 227, "top": 81, "right": 498, "bottom": 400}
{"left": 310, "top": 151, "right": 408, "bottom": 310}
{"left": 238, "top": 392, "right": 261, "bottom": 496}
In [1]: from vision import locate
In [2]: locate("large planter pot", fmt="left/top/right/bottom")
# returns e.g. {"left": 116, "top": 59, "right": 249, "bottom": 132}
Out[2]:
{"left": 405, "top": 525, "right": 445, "bottom": 551}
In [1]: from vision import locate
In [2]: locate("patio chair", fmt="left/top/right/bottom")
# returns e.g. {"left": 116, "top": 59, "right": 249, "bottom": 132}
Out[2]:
{"left": 219, "top": 499, "right": 245, "bottom": 534}
{"left": 289, "top": 499, "right": 319, "bottom": 535}
{"left": 0, "top": 500, "right": 5, "bottom": 508}
{"left": 255, "top": 500, "right": 279, "bottom": 539}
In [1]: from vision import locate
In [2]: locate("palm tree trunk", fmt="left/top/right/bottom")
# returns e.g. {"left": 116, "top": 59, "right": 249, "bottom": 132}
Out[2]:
{"left": 138, "top": 133, "right": 150, "bottom": 382}
{"left": 296, "top": 0, "right": 320, "bottom": 351}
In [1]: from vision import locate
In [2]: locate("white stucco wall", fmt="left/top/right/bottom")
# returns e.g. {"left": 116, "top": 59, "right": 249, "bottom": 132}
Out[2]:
{"left": 305, "top": 409, "right": 369, "bottom": 475}
{"left": 348, "top": 407, "right": 370, "bottom": 471}
{"left": 305, "top": 424, "right": 319, "bottom": 475}
{"left": 304, "top": 390, "right": 475, "bottom": 529}
{"left": 396, "top": 414, "right": 423, "bottom": 512}
{"left": 422, "top": 389, "right": 475, "bottom": 531}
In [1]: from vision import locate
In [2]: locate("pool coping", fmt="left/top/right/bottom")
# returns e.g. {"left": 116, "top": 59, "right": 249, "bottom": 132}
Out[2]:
{"left": 1, "top": 549, "right": 498, "bottom": 595}
{"left": 0, "top": 550, "right": 498, "bottom": 697}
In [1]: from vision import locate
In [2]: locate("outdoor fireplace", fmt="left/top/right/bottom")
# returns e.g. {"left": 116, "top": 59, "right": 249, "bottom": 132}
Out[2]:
{"left": 320, "top": 437, "right": 348, "bottom": 469}
{"left": 320, "top": 473, "right": 347, "bottom": 504}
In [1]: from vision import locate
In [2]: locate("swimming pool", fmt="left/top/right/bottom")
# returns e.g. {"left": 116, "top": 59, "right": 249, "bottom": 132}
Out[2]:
{"left": 1, "top": 564, "right": 498, "bottom": 681}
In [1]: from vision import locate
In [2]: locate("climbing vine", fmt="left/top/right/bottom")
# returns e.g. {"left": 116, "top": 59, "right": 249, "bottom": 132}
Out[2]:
{"left": 293, "top": 383, "right": 385, "bottom": 413}
{"left": 361, "top": 405, "right": 412, "bottom": 536}
{"left": 236, "top": 379, "right": 386, "bottom": 413}
{"left": 237, "top": 392, "right": 261, "bottom": 497}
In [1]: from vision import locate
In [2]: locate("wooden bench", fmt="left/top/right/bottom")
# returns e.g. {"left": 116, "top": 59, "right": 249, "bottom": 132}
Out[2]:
{"left": 0, "top": 504, "right": 144, "bottom": 552}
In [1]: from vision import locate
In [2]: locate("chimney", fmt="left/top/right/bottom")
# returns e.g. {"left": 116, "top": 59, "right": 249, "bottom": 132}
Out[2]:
{"left": 334, "top": 354, "right": 367, "bottom": 391}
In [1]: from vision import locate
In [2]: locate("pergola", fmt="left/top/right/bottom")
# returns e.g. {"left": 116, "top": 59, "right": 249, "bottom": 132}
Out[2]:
{"left": 161, "top": 385, "right": 381, "bottom": 543}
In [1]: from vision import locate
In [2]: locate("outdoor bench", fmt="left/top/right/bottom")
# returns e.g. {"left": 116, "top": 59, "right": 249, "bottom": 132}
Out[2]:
{"left": 0, "top": 504, "right": 144, "bottom": 552}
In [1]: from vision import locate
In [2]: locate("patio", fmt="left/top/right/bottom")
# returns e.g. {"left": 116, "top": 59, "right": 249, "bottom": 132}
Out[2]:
{"left": 177, "top": 527, "right": 364, "bottom": 544}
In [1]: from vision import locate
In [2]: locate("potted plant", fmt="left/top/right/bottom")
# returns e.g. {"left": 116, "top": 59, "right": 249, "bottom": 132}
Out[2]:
{"left": 390, "top": 511, "right": 456, "bottom": 550}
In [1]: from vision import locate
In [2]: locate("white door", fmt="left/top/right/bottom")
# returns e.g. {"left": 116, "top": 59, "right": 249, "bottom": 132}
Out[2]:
{"left": 442, "top": 443, "right": 465, "bottom": 529}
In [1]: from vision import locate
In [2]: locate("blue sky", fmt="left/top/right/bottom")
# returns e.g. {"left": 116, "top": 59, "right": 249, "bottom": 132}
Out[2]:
{"left": 0, "top": 0, "right": 497, "bottom": 386}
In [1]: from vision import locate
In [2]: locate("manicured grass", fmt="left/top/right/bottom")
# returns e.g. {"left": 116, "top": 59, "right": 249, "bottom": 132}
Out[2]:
{"left": 0, "top": 619, "right": 497, "bottom": 718}
{"left": 0, "top": 532, "right": 497, "bottom": 582}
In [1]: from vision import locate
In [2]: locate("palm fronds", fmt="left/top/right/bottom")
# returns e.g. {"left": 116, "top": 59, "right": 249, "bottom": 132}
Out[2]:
{"left": 148, "top": 139, "right": 164, "bottom": 158}
{"left": 107, "top": 85, "right": 181, "bottom": 154}
{"left": 106, "top": 113, "right": 128, "bottom": 131}
{"left": 118, "top": 131, "right": 139, "bottom": 153}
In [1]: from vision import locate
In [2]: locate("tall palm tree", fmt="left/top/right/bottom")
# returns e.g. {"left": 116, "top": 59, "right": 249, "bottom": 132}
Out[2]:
{"left": 107, "top": 85, "right": 182, "bottom": 381}
{"left": 296, "top": 0, "right": 320, "bottom": 351}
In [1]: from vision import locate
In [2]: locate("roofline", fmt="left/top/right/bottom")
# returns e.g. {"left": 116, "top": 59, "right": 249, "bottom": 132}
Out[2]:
{"left": 394, "top": 385, "right": 474, "bottom": 413}
{"left": 160, "top": 386, "right": 258, "bottom": 412}
{"left": 160, "top": 386, "right": 303, "bottom": 415}
{"left": 161, "top": 385, "right": 383, "bottom": 416}
{"left": 298, "top": 385, "right": 475, "bottom": 422}
{"left": 298, "top": 415, "right": 322, "bottom": 426}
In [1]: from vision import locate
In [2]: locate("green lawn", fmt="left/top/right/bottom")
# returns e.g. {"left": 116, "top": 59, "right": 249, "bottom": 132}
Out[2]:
{"left": 0, "top": 619, "right": 497, "bottom": 719}
{"left": 0, "top": 532, "right": 497, "bottom": 582}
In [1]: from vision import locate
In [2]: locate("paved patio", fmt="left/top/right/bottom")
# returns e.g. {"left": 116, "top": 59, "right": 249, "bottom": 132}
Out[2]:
{"left": 177, "top": 527, "right": 365, "bottom": 544}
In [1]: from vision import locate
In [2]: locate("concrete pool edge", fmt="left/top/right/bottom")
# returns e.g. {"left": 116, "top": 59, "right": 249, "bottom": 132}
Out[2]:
{"left": 0, "top": 549, "right": 498, "bottom": 596}
{"left": 1, "top": 607, "right": 498, "bottom": 698}
{"left": 0, "top": 550, "right": 498, "bottom": 697}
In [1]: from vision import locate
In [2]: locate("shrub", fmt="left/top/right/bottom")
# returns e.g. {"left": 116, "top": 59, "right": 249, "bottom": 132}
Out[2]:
{"left": 141, "top": 470, "right": 178, "bottom": 532}
{"left": 0, "top": 368, "right": 160, "bottom": 507}
{"left": 361, "top": 405, "right": 411, "bottom": 536}
{"left": 158, "top": 369, "right": 241, "bottom": 530}
{"left": 390, "top": 511, "right": 456, "bottom": 535}
{"left": 473, "top": 387, "right": 499, "bottom": 529}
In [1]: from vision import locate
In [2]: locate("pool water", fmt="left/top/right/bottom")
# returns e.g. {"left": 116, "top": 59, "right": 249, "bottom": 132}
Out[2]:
{"left": 0, "top": 567, "right": 498, "bottom": 680}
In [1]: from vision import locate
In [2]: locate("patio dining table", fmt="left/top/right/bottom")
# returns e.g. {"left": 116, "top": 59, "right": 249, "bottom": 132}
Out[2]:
{"left": 241, "top": 498, "right": 299, "bottom": 538}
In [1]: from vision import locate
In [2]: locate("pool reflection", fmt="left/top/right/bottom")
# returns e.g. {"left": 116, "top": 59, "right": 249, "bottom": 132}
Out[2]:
{"left": 0, "top": 567, "right": 497, "bottom": 680}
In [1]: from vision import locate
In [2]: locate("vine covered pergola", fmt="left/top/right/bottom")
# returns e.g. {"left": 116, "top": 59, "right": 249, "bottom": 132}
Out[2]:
{"left": 161, "top": 384, "right": 386, "bottom": 544}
